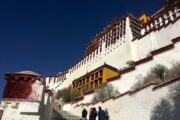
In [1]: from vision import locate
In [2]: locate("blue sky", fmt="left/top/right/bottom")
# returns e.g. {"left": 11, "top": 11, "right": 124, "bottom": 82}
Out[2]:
{"left": 0, "top": 0, "right": 165, "bottom": 99}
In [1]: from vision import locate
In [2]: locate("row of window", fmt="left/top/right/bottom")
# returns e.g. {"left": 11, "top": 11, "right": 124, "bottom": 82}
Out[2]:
{"left": 74, "top": 78, "right": 103, "bottom": 92}
{"left": 69, "top": 20, "right": 126, "bottom": 75}
{"left": 144, "top": 9, "right": 178, "bottom": 32}
{"left": 69, "top": 45, "right": 103, "bottom": 74}
{"left": 72, "top": 69, "right": 103, "bottom": 89}
{"left": 6, "top": 75, "right": 37, "bottom": 82}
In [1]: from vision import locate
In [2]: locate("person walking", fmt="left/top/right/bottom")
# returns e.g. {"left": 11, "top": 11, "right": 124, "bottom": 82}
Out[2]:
{"left": 92, "top": 108, "right": 97, "bottom": 120}
{"left": 82, "top": 108, "right": 88, "bottom": 120}
{"left": 98, "top": 107, "right": 105, "bottom": 120}
{"left": 105, "top": 108, "right": 109, "bottom": 120}
{"left": 89, "top": 108, "right": 93, "bottom": 120}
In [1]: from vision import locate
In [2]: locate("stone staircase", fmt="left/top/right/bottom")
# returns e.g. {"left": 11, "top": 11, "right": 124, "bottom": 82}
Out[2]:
{"left": 52, "top": 110, "right": 81, "bottom": 120}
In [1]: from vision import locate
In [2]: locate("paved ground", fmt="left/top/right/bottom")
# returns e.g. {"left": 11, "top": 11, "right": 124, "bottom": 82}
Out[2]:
{"left": 51, "top": 111, "right": 66, "bottom": 120}
{"left": 51, "top": 110, "right": 81, "bottom": 120}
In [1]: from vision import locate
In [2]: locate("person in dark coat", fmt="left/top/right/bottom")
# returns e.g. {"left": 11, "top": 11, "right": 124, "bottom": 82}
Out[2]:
{"left": 82, "top": 108, "right": 88, "bottom": 120}
{"left": 92, "top": 108, "right": 97, "bottom": 120}
{"left": 98, "top": 107, "right": 105, "bottom": 120}
{"left": 89, "top": 108, "right": 93, "bottom": 120}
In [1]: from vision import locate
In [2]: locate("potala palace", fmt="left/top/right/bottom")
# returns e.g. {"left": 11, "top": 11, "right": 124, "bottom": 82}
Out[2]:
{"left": 1, "top": 0, "right": 180, "bottom": 120}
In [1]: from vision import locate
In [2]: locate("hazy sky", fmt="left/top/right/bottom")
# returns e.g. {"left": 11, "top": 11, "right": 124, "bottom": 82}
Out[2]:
{"left": 0, "top": 0, "right": 165, "bottom": 99}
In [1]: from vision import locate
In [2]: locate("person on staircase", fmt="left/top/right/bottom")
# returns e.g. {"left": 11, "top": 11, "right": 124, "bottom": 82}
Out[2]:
{"left": 89, "top": 108, "right": 93, "bottom": 120}
{"left": 92, "top": 107, "right": 97, "bottom": 120}
{"left": 98, "top": 107, "right": 105, "bottom": 120}
{"left": 82, "top": 108, "right": 88, "bottom": 120}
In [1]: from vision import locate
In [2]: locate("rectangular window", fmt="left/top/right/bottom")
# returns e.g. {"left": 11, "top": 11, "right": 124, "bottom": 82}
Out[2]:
{"left": 86, "top": 76, "right": 89, "bottom": 83}
{"left": 99, "top": 78, "right": 102, "bottom": 84}
{"left": 95, "top": 80, "right": 98, "bottom": 87}
{"left": 91, "top": 74, "right": 94, "bottom": 80}
{"left": 79, "top": 80, "right": 82, "bottom": 86}
{"left": 90, "top": 82, "right": 93, "bottom": 89}
{"left": 95, "top": 72, "right": 98, "bottom": 78}
{"left": 73, "top": 83, "right": 75, "bottom": 89}
{"left": 83, "top": 79, "right": 85, "bottom": 84}
{"left": 100, "top": 70, "right": 103, "bottom": 76}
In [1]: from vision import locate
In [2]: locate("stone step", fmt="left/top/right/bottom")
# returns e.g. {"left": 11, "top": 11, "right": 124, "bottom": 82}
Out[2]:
{"left": 59, "top": 111, "right": 81, "bottom": 120}
{"left": 52, "top": 110, "right": 81, "bottom": 120}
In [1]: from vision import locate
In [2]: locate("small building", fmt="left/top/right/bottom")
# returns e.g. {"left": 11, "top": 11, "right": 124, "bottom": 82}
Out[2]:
{"left": 1, "top": 71, "right": 45, "bottom": 120}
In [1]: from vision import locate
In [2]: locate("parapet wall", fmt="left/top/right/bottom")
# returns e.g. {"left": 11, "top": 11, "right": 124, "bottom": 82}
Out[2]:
{"left": 132, "top": 6, "right": 180, "bottom": 61}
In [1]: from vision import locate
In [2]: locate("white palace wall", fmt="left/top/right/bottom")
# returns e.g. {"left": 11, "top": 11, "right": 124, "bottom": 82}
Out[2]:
{"left": 46, "top": 6, "right": 180, "bottom": 93}
{"left": 104, "top": 17, "right": 134, "bottom": 69}
{"left": 46, "top": 17, "right": 135, "bottom": 91}
{"left": 1, "top": 101, "right": 41, "bottom": 120}
{"left": 111, "top": 41, "right": 180, "bottom": 93}
{"left": 62, "top": 7, "right": 180, "bottom": 104}
{"left": 68, "top": 40, "right": 180, "bottom": 119}
{"left": 132, "top": 7, "right": 180, "bottom": 61}
{"left": 69, "top": 80, "right": 180, "bottom": 120}
{"left": 68, "top": 38, "right": 180, "bottom": 105}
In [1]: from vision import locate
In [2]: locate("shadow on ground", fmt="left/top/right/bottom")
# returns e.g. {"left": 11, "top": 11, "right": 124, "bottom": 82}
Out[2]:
{"left": 151, "top": 82, "right": 180, "bottom": 120}
{"left": 51, "top": 110, "right": 66, "bottom": 120}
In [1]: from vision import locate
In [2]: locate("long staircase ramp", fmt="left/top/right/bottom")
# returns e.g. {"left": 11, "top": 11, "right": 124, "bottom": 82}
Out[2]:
{"left": 52, "top": 110, "right": 81, "bottom": 120}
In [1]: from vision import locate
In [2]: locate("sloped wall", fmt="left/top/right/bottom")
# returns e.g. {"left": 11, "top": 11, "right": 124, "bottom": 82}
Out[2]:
{"left": 70, "top": 78, "right": 180, "bottom": 120}
{"left": 69, "top": 38, "right": 180, "bottom": 104}
{"left": 111, "top": 39, "right": 180, "bottom": 93}
{"left": 63, "top": 39, "right": 180, "bottom": 120}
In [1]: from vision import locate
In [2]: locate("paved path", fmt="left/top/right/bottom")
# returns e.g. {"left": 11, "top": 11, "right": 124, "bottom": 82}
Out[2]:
{"left": 51, "top": 110, "right": 81, "bottom": 120}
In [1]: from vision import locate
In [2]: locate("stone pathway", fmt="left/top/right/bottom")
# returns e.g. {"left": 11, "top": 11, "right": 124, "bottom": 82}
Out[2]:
{"left": 51, "top": 110, "right": 81, "bottom": 120}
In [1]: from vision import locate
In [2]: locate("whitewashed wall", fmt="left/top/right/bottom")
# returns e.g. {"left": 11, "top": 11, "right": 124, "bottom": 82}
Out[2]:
{"left": 45, "top": 11, "right": 180, "bottom": 120}
{"left": 1, "top": 101, "right": 41, "bottom": 120}
{"left": 132, "top": 7, "right": 180, "bottom": 61}
{"left": 111, "top": 41, "right": 180, "bottom": 93}
{"left": 0, "top": 78, "right": 45, "bottom": 120}
{"left": 69, "top": 79, "right": 180, "bottom": 120}
{"left": 47, "top": 16, "right": 135, "bottom": 91}
{"left": 47, "top": 8, "right": 180, "bottom": 93}
{"left": 66, "top": 40, "right": 180, "bottom": 104}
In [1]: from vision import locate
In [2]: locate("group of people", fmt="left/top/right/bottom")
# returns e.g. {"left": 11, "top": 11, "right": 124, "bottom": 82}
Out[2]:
{"left": 82, "top": 107, "right": 109, "bottom": 120}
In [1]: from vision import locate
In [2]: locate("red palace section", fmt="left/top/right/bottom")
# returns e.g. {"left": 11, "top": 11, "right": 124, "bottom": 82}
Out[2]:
{"left": 3, "top": 81, "right": 32, "bottom": 99}
{"left": 2, "top": 73, "right": 39, "bottom": 100}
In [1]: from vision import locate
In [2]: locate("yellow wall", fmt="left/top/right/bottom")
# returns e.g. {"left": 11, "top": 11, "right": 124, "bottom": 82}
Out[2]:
{"left": 103, "top": 67, "right": 119, "bottom": 82}
{"left": 72, "top": 66, "right": 119, "bottom": 97}
{"left": 139, "top": 14, "right": 150, "bottom": 24}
